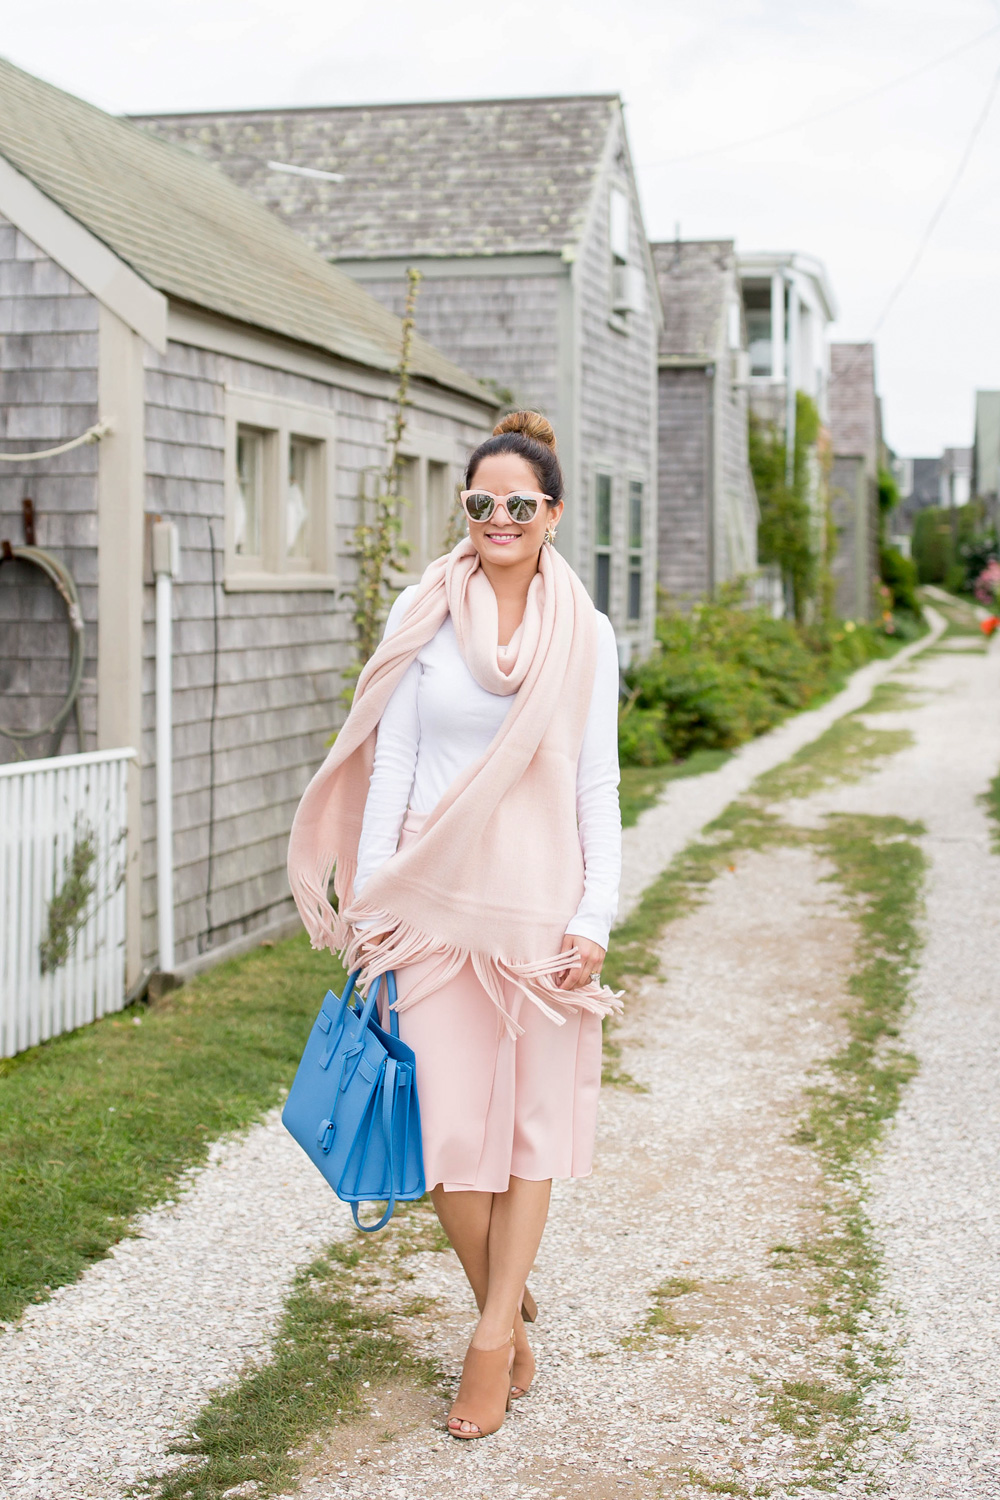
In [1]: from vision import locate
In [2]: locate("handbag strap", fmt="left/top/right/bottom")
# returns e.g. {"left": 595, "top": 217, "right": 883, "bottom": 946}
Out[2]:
{"left": 351, "top": 1056, "right": 399, "bottom": 1233}
{"left": 348, "top": 968, "right": 400, "bottom": 1037}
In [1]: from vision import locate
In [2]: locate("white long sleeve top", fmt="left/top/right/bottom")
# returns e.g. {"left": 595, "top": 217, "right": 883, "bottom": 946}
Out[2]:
{"left": 354, "top": 585, "right": 623, "bottom": 950}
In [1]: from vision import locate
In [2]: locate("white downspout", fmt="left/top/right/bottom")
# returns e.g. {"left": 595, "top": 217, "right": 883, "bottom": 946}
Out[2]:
{"left": 152, "top": 520, "right": 179, "bottom": 973}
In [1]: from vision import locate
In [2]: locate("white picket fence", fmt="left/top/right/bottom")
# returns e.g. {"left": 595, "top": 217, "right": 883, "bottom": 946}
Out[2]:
{"left": 0, "top": 746, "right": 134, "bottom": 1058}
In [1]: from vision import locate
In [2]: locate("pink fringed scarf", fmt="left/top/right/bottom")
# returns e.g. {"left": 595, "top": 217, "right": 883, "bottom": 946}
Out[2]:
{"left": 286, "top": 538, "right": 622, "bottom": 1037}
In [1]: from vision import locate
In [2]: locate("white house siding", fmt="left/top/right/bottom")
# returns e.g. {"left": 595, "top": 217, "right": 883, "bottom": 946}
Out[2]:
{"left": 0, "top": 216, "right": 99, "bottom": 763}
{"left": 140, "top": 339, "right": 487, "bottom": 967}
{"left": 575, "top": 160, "right": 658, "bottom": 654}
{"left": 347, "top": 270, "right": 562, "bottom": 420}
{"left": 657, "top": 368, "right": 712, "bottom": 600}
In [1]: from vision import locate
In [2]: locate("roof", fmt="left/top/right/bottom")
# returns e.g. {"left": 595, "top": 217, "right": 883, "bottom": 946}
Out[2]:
{"left": 737, "top": 250, "right": 838, "bottom": 324}
{"left": 134, "top": 96, "right": 620, "bottom": 260}
{"left": 650, "top": 240, "right": 735, "bottom": 362}
{"left": 828, "top": 343, "right": 879, "bottom": 464}
{"left": 0, "top": 57, "right": 493, "bottom": 403}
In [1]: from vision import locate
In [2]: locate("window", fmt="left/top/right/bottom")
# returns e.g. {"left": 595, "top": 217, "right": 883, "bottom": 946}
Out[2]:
{"left": 594, "top": 471, "right": 612, "bottom": 614}
{"left": 235, "top": 428, "right": 265, "bottom": 559}
{"left": 286, "top": 438, "right": 318, "bottom": 563}
{"left": 610, "top": 187, "right": 630, "bottom": 263}
{"left": 627, "top": 479, "right": 643, "bottom": 622}
{"left": 743, "top": 283, "right": 773, "bottom": 377}
{"left": 395, "top": 455, "right": 421, "bottom": 568}
{"left": 608, "top": 185, "right": 640, "bottom": 325}
{"left": 390, "top": 439, "right": 459, "bottom": 581}
{"left": 225, "top": 389, "right": 335, "bottom": 589}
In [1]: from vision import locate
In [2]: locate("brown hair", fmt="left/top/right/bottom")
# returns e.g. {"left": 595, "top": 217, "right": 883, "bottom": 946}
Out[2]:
{"left": 464, "top": 410, "right": 564, "bottom": 504}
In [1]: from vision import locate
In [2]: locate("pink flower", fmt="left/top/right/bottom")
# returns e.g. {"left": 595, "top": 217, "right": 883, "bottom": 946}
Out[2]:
{"left": 975, "top": 560, "right": 1000, "bottom": 606}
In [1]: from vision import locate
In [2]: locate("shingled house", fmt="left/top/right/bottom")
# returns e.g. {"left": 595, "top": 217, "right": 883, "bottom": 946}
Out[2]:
{"left": 138, "top": 96, "right": 661, "bottom": 660}
{"left": 651, "top": 239, "right": 758, "bottom": 602}
{"left": 827, "top": 343, "right": 883, "bottom": 619}
{"left": 0, "top": 59, "right": 495, "bottom": 988}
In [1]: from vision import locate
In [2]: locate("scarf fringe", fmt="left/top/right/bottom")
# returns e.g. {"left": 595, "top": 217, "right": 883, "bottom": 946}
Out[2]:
{"left": 333, "top": 893, "right": 623, "bottom": 1041}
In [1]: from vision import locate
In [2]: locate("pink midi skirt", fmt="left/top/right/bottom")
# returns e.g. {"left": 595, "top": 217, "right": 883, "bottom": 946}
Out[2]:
{"left": 378, "top": 815, "right": 604, "bottom": 1194}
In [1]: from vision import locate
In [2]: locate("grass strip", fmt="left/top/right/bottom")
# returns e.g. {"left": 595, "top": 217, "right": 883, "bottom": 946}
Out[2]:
{"left": 981, "top": 767, "right": 1000, "bottom": 854}
{"left": 619, "top": 748, "right": 732, "bottom": 829}
{"left": 606, "top": 693, "right": 926, "bottom": 1490}
{"left": 622, "top": 1275, "right": 701, "bottom": 1348}
{"left": 752, "top": 718, "right": 913, "bottom": 804}
{"left": 0, "top": 934, "right": 345, "bottom": 1323}
{"left": 762, "top": 814, "right": 925, "bottom": 1484}
{"left": 133, "top": 1203, "right": 445, "bottom": 1500}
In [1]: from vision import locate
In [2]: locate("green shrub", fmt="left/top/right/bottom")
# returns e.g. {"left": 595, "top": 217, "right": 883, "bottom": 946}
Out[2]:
{"left": 879, "top": 545, "right": 921, "bottom": 615}
{"left": 619, "top": 593, "right": 902, "bottom": 769}
{"left": 911, "top": 508, "right": 953, "bottom": 583}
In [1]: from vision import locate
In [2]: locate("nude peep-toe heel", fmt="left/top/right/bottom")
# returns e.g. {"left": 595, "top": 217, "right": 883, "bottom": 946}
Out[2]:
{"left": 521, "top": 1287, "right": 537, "bottom": 1323}
{"left": 447, "top": 1332, "right": 515, "bottom": 1440}
{"left": 510, "top": 1309, "right": 535, "bottom": 1400}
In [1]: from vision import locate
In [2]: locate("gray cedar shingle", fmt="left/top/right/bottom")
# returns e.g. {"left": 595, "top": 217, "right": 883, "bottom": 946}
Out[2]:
{"left": 828, "top": 344, "right": 878, "bottom": 464}
{"left": 135, "top": 96, "right": 617, "bottom": 260}
{"left": 0, "top": 58, "right": 492, "bottom": 405}
{"left": 651, "top": 240, "right": 734, "bottom": 361}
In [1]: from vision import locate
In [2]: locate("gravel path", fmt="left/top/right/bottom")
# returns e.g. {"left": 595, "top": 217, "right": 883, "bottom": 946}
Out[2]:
{"left": 779, "top": 631, "right": 1000, "bottom": 1495}
{"left": 617, "top": 622, "right": 938, "bottom": 919}
{"left": 6, "top": 615, "right": 1000, "bottom": 1500}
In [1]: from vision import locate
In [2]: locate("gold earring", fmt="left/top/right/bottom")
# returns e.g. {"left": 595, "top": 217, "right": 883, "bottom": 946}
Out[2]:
{"left": 544, "top": 527, "right": 558, "bottom": 545}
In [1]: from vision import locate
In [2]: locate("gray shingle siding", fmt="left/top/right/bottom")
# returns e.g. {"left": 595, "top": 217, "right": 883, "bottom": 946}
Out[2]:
{"left": 0, "top": 216, "right": 98, "bottom": 763}
{"left": 137, "top": 94, "right": 660, "bottom": 655}
{"left": 575, "top": 145, "right": 658, "bottom": 642}
{"left": 828, "top": 344, "right": 881, "bottom": 620}
{"left": 653, "top": 241, "right": 757, "bottom": 601}
{"left": 657, "top": 368, "right": 712, "bottom": 599}
{"left": 138, "top": 339, "right": 488, "bottom": 966}
{"left": 346, "top": 271, "right": 562, "bottom": 419}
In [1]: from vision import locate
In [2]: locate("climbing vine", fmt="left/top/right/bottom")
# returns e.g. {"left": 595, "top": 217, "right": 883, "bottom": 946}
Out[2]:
{"left": 39, "top": 822, "right": 96, "bottom": 974}
{"left": 345, "top": 268, "right": 423, "bottom": 695}
{"left": 750, "top": 391, "right": 822, "bottom": 622}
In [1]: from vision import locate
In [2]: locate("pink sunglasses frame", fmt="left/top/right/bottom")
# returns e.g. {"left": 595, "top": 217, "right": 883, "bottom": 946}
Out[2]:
{"left": 459, "top": 488, "right": 554, "bottom": 523}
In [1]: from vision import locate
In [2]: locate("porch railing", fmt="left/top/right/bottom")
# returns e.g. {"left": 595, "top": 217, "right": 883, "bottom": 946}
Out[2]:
{"left": 0, "top": 747, "right": 134, "bottom": 1058}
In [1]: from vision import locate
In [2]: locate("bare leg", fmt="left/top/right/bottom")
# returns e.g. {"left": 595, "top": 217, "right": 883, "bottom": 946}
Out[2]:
{"left": 435, "top": 1176, "right": 551, "bottom": 1435}
{"left": 475, "top": 1175, "right": 551, "bottom": 1346}
{"left": 430, "top": 1185, "right": 492, "bottom": 1309}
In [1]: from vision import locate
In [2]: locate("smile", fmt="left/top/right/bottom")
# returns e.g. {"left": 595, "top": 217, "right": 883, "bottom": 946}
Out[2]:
{"left": 485, "top": 532, "right": 520, "bottom": 544}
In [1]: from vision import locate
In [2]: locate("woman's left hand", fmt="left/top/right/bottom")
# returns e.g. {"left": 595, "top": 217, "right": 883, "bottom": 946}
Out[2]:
{"left": 556, "top": 934, "right": 607, "bottom": 990}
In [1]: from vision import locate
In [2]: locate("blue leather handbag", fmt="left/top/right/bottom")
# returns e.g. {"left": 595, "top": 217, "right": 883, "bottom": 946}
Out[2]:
{"left": 281, "top": 970, "right": 424, "bottom": 1231}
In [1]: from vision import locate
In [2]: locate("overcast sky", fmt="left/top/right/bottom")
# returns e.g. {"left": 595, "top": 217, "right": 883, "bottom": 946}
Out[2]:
{"left": 7, "top": 0, "right": 1000, "bottom": 456}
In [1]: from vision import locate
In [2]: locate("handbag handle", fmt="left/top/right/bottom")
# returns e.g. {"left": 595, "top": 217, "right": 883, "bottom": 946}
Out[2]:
{"left": 349, "top": 969, "right": 400, "bottom": 1037}
{"left": 351, "top": 1057, "right": 399, "bottom": 1233}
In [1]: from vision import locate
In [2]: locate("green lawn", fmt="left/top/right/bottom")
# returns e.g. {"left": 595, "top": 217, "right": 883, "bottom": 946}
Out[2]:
{"left": 619, "top": 747, "right": 732, "bottom": 828}
{"left": 0, "top": 935, "right": 345, "bottom": 1323}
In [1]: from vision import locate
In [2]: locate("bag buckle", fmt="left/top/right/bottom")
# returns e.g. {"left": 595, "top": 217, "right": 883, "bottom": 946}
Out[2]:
{"left": 316, "top": 1118, "right": 336, "bottom": 1154}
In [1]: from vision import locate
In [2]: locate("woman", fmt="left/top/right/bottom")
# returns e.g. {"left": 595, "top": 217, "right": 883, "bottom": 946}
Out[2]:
{"left": 287, "top": 411, "right": 622, "bottom": 1439}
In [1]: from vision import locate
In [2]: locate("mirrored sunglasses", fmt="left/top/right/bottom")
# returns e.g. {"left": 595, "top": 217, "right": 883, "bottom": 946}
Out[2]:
{"left": 460, "top": 489, "right": 552, "bottom": 524}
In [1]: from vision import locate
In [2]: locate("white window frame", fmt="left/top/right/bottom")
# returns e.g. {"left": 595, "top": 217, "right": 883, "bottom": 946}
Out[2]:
{"left": 593, "top": 466, "right": 614, "bottom": 615}
{"left": 608, "top": 181, "right": 633, "bottom": 333}
{"left": 223, "top": 387, "right": 337, "bottom": 592}
{"left": 389, "top": 429, "right": 463, "bottom": 585}
{"left": 625, "top": 473, "right": 646, "bottom": 625}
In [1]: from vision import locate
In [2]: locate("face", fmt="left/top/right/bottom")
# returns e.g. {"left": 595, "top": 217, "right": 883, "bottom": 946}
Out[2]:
{"left": 463, "top": 453, "right": 564, "bottom": 571}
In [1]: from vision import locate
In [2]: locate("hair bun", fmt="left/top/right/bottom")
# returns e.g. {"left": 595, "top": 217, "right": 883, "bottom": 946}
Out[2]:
{"left": 492, "top": 410, "right": 557, "bottom": 452}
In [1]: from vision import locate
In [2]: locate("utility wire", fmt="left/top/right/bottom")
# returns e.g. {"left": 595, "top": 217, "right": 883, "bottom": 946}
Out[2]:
{"left": 831, "top": 51, "right": 1000, "bottom": 385}
{"left": 643, "top": 20, "right": 1000, "bottom": 168}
